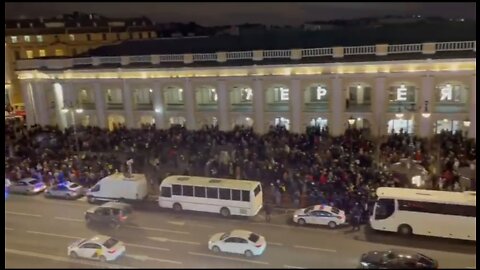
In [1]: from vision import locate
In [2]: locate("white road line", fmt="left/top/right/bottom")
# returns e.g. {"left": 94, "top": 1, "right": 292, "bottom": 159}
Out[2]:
{"left": 26, "top": 230, "right": 82, "bottom": 240}
{"left": 293, "top": 245, "right": 337, "bottom": 253}
{"left": 5, "top": 248, "right": 133, "bottom": 269}
{"left": 148, "top": 236, "right": 200, "bottom": 245}
{"left": 125, "top": 243, "right": 170, "bottom": 252}
{"left": 284, "top": 265, "right": 305, "bottom": 269}
{"left": 195, "top": 224, "right": 214, "bottom": 228}
{"left": 268, "top": 242, "right": 283, "bottom": 246}
{"left": 54, "top": 217, "right": 84, "bottom": 222}
{"left": 188, "top": 251, "right": 270, "bottom": 265}
{"left": 5, "top": 211, "right": 42, "bottom": 218}
{"left": 167, "top": 221, "right": 185, "bottom": 226}
{"left": 125, "top": 254, "right": 182, "bottom": 265}
{"left": 5, "top": 227, "right": 14, "bottom": 231}
{"left": 125, "top": 225, "right": 189, "bottom": 235}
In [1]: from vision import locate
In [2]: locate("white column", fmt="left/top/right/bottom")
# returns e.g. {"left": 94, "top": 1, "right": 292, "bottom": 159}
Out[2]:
{"left": 217, "top": 79, "right": 230, "bottom": 131}
{"left": 469, "top": 75, "right": 476, "bottom": 139}
{"left": 290, "top": 78, "right": 303, "bottom": 134}
{"left": 184, "top": 78, "right": 196, "bottom": 130}
{"left": 62, "top": 82, "right": 74, "bottom": 126}
{"left": 330, "top": 76, "right": 344, "bottom": 136}
{"left": 253, "top": 78, "right": 265, "bottom": 134}
{"left": 122, "top": 80, "right": 135, "bottom": 129}
{"left": 20, "top": 81, "right": 36, "bottom": 127}
{"left": 33, "top": 81, "right": 50, "bottom": 126}
{"left": 152, "top": 81, "right": 166, "bottom": 129}
{"left": 419, "top": 75, "right": 434, "bottom": 138}
{"left": 94, "top": 82, "right": 107, "bottom": 129}
{"left": 374, "top": 77, "right": 387, "bottom": 136}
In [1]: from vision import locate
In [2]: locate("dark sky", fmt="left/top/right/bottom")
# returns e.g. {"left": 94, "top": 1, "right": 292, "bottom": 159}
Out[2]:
{"left": 5, "top": 2, "right": 476, "bottom": 26}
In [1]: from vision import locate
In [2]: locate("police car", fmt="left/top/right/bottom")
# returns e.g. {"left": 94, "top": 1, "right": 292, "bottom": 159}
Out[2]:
{"left": 292, "top": 205, "right": 346, "bottom": 229}
{"left": 67, "top": 235, "right": 125, "bottom": 262}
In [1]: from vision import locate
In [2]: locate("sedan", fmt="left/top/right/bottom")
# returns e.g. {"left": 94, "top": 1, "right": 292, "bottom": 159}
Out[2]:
{"left": 293, "top": 204, "right": 346, "bottom": 228}
{"left": 67, "top": 235, "right": 125, "bottom": 262}
{"left": 8, "top": 178, "right": 46, "bottom": 195}
{"left": 208, "top": 230, "right": 267, "bottom": 257}
{"left": 359, "top": 249, "right": 438, "bottom": 269}
{"left": 45, "top": 182, "right": 86, "bottom": 199}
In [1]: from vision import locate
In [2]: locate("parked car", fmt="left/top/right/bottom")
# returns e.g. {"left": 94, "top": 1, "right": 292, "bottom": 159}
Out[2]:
{"left": 292, "top": 204, "right": 346, "bottom": 228}
{"left": 86, "top": 173, "right": 148, "bottom": 204}
{"left": 8, "top": 178, "right": 46, "bottom": 195}
{"left": 85, "top": 202, "right": 133, "bottom": 228}
{"left": 208, "top": 230, "right": 267, "bottom": 257}
{"left": 67, "top": 235, "right": 125, "bottom": 262}
{"left": 44, "top": 182, "right": 87, "bottom": 199}
{"left": 359, "top": 249, "right": 438, "bottom": 269}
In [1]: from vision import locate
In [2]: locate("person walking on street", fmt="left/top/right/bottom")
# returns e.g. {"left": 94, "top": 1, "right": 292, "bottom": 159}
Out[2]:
{"left": 351, "top": 204, "right": 361, "bottom": 231}
{"left": 264, "top": 203, "right": 272, "bottom": 223}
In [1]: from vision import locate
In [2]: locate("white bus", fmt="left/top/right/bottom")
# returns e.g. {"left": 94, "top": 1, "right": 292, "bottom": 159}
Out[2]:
{"left": 370, "top": 187, "right": 476, "bottom": 241}
{"left": 158, "top": 175, "right": 263, "bottom": 217}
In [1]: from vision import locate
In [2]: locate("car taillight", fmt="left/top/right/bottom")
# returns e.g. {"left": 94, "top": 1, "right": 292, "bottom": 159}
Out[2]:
{"left": 108, "top": 249, "right": 116, "bottom": 254}
{"left": 337, "top": 216, "right": 342, "bottom": 219}
{"left": 119, "top": 215, "right": 127, "bottom": 221}
{"left": 255, "top": 243, "right": 263, "bottom": 247}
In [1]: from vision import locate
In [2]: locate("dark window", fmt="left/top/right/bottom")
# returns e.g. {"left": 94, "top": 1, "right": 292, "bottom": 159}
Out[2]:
{"left": 102, "top": 33, "right": 107, "bottom": 40}
{"left": 103, "top": 238, "right": 118, "bottom": 249}
{"left": 116, "top": 33, "right": 121, "bottom": 40}
{"left": 318, "top": 211, "right": 332, "bottom": 217}
{"left": 224, "top": 237, "right": 237, "bottom": 243}
{"left": 241, "top": 190, "right": 250, "bottom": 202}
{"left": 161, "top": 187, "right": 171, "bottom": 198}
{"left": 182, "top": 185, "right": 193, "bottom": 196}
{"left": 72, "top": 48, "right": 77, "bottom": 55}
{"left": 231, "top": 189, "right": 241, "bottom": 201}
{"left": 248, "top": 233, "right": 260, "bottom": 243}
{"left": 237, "top": 238, "right": 248, "bottom": 244}
{"left": 398, "top": 200, "right": 476, "bottom": 217}
{"left": 148, "top": 32, "right": 151, "bottom": 38}
{"left": 194, "top": 186, "right": 205, "bottom": 198}
{"left": 139, "top": 32, "right": 143, "bottom": 39}
{"left": 129, "top": 32, "right": 133, "bottom": 39}
{"left": 331, "top": 207, "right": 340, "bottom": 214}
{"left": 374, "top": 199, "right": 395, "bottom": 220}
{"left": 86, "top": 34, "right": 91, "bottom": 41}
{"left": 14, "top": 50, "right": 20, "bottom": 60}
{"left": 206, "top": 187, "right": 218, "bottom": 199}
{"left": 219, "top": 188, "right": 231, "bottom": 200}
{"left": 172, "top": 184, "right": 181, "bottom": 196}
{"left": 254, "top": 184, "right": 261, "bottom": 197}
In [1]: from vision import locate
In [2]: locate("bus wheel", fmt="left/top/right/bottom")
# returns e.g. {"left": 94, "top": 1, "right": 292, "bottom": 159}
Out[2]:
{"left": 220, "top": 207, "right": 230, "bottom": 217}
{"left": 173, "top": 203, "right": 182, "bottom": 212}
{"left": 398, "top": 224, "right": 412, "bottom": 236}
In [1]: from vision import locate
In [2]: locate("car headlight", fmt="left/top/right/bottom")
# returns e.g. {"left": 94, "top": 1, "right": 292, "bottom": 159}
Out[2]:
{"left": 293, "top": 215, "right": 298, "bottom": 218}
{"left": 360, "top": 262, "right": 369, "bottom": 267}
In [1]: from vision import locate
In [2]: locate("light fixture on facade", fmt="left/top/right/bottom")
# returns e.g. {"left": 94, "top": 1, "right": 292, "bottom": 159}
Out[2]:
{"left": 357, "top": 84, "right": 362, "bottom": 89}
{"left": 149, "top": 89, "right": 153, "bottom": 93}
{"left": 463, "top": 118, "right": 471, "bottom": 127}
{"left": 421, "top": 100, "right": 431, "bottom": 118}
{"left": 75, "top": 108, "right": 84, "bottom": 113}
{"left": 61, "top": 108, "right": 69, "bottom": 113}
{"left": 395, "top": 107, "right": 404, "bottom": 118}
{"left": 154, "top": 108, "right": 161, "bottom": 113}
{"left": 348, "top": 116, "right": 355, "bottom": 125}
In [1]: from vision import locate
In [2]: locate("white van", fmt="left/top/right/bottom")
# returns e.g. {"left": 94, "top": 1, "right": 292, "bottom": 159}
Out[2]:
{"left": 86, "top": 173, "right": 148, "bottom": 204}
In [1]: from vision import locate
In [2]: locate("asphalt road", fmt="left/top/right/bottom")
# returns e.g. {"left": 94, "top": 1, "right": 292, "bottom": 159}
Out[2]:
{"left": 5, "top": 194, "right": 476, "bottom": 269}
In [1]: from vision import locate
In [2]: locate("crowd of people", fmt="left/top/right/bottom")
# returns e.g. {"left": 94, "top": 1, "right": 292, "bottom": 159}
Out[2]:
{"left": 5, "top": 118, "right": 476, "bottom": 222}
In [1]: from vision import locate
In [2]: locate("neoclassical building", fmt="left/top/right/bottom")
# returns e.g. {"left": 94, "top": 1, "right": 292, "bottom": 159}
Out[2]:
{"left": 15, "top": 38, "right": 476, "bottom": 139}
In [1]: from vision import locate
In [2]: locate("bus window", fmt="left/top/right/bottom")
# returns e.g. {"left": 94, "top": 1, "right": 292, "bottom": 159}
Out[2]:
{"left": 207, "top": 187, "right": 218, "bottom": 199}
{"left": 161, "top": 187, "right": 171, "bottom": 198}
{"left": 183, "top": 185, "right": 193, "bottom": 196}
{"left": 254, "top": 184, "right": 261, "bottom": 197}
{"left": 232, "top": 189, "right": 241, "bottom": 201}
{"left": 172, "top": 185, "right": 181, "bottom": 196}
{"left": 194, "top": 186, "right": 206, "bottom": 198}
{"left": 219, "top": 188, "right": 231, "bottom": 200}
{"left": 241, "top": 190, "right": 250, "bottom": 202}
{"left": 375, "top": 199, "right": 395, "bottom": 220}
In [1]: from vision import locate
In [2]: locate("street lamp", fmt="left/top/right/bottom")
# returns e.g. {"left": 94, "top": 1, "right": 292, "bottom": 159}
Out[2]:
{"left": 348, "top": 116, "right": 355, "bottom": 126}
{"left": 62, "top": 101, "right": 83, "bottom": 155}
{"left": 463, "top": 118, "right": 471, "bottom": 127}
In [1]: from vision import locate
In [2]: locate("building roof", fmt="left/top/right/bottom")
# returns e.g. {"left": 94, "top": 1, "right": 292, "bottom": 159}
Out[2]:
{"left": 83, "top": 22, "right": 476, "bottom": 57}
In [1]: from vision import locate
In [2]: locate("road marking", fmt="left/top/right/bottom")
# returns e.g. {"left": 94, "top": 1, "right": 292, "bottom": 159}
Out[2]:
{"left": 293, "top": 245, "right": 337, "bottom": 253}
{"left": 26, "top": 230, "right": 82, "bottom": 240}
{"left": 125, "top": 243, "right": 170, "bottom": 252}
{"left": 148, "top": 236, "right": 201, "bottom": 245}
{"left": 125, "top": 225, "right": 189, "bottom": 235}
{"left": 195, "top": 224, "right": 214, "bottom": 228}
{"left": 54, "top": 217, "right": 84, "bottom": 222}
{"left": 125, "top": 254, "right": 182, "bottom": 265}
{"left": 5, "top": 227, "right": 14, "bottom": 231}
{"left": 284, "top": 265, "right": 305, "bottom": 269}
{"left": 268, "top": 242, "right": 283, "bottom": 246}
{"left": 5, "top": 211, "right": 42, "bottom": 218}
{"left": 167, "top": 221, "right": 185, "bottom": 226}
{"left": 188, "top": 251, "right": 270, "bottom": 265}
{"left": 5, "top": 248, "right": 132, "bottom": 269}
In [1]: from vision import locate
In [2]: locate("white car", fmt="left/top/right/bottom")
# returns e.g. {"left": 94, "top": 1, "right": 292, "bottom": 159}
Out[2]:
{"left": 208, "top": 230, "right": 267, "bottom": 257}
{"left": 8, "top": 178, "right": 46, "bottom": 195}
{"left": 45, "top": 182, "right": 87, "bottom": 199}
{"left": 67, "top": 235, "right": 126, "bottom": 262}
{"left": 293, "top": 205, "right": 346, "bottom": 228}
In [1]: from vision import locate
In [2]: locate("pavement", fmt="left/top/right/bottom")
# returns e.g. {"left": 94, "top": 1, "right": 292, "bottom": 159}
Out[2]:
{"left": 5, "top": 193, "right": 476, "bottom": 269}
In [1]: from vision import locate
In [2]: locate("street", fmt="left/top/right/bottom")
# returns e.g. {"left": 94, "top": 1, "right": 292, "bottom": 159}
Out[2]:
{"left": 5, "top": 194, "right": 476, "bottom": 269}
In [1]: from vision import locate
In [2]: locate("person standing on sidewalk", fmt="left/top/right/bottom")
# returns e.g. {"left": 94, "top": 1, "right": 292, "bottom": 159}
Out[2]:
{"left": 264, "top": 203, "right": 272, "bottom": 223}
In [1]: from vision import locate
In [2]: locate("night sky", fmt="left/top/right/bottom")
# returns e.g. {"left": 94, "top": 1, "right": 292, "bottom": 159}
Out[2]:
{"left": 5, "top": 2, "right": 476, "bottom": 26}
